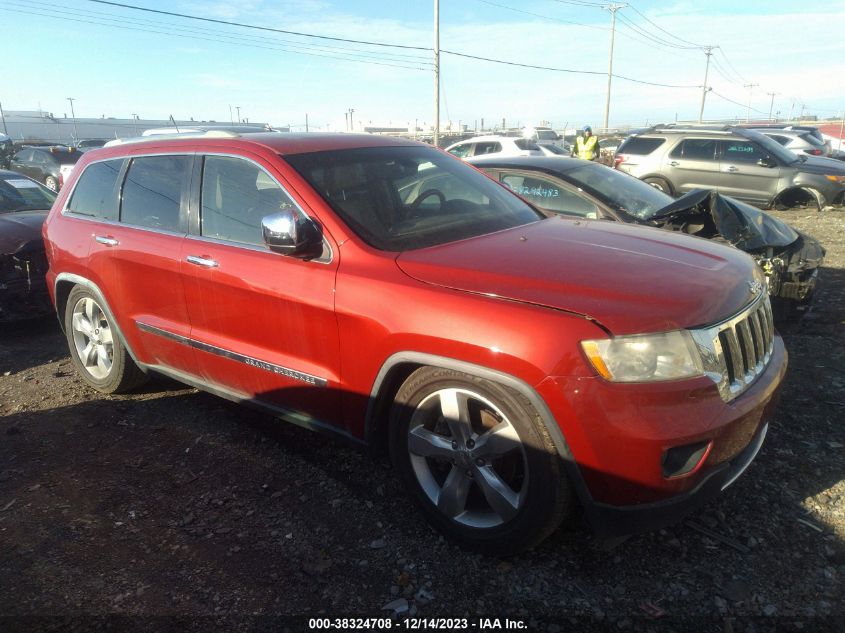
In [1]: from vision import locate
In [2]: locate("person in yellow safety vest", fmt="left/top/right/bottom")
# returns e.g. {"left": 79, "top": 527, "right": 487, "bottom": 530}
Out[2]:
{"left": 572, "top": 125, "right": 600, "bottom": 161}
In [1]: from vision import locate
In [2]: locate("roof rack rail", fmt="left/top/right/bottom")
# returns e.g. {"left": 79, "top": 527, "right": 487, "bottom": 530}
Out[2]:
{"left": 104, "top": 130, "right": 241, "bottom": 147}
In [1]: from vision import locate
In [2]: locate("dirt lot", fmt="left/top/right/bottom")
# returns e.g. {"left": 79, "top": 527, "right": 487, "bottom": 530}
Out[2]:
{"left": 1, "top": 209, "right": 843, "bottom": 632}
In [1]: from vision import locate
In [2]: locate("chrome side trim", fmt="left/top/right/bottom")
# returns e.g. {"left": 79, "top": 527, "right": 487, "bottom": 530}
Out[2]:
{"left": 135, "top": 321, "right": 328, "bottom": 387}
{"left": 146, "top": 364, "right": 362, "bottom": 445}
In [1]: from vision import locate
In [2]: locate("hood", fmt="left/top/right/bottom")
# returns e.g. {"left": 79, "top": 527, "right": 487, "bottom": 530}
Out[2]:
{"left": 396, "top": 218, "right": 763, "bottom": 335}
{"left": 793, "top": 155, "right": 845, "bottom": 174}
{"left": 0, "top": 211, "right": 48, "bottom": 254}
{"left": 650, "top": 189, "right": 798, "bottom": 251}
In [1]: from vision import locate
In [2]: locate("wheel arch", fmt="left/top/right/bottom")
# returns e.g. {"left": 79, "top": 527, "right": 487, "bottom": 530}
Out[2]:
{"left": 54, "top": 273, "right": 142, "bottom": 366}
{"left": 771, "top": 186, "right": 823, "bottom": 211}
{"left": 364, "top": 352, "right": 594, "bottom": 505}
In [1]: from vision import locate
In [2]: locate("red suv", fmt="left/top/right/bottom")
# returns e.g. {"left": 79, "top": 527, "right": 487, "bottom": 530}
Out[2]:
{"left": 42, "top": 132, "right": 787, "bottom": 554}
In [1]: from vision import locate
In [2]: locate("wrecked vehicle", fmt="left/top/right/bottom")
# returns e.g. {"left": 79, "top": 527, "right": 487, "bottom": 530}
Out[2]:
{"left": 0, "top": 170, "right": 56, "bottom": 321}
{"left": 467, "top": 156, "right": 825, "bottom": 322}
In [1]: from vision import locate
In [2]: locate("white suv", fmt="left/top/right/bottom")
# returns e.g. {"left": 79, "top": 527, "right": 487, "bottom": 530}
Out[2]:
{"left": 445, "top": 135, "right": 544, "bottom": 159}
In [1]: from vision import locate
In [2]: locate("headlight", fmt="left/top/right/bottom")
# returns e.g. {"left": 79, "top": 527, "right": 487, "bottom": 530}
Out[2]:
{"left": 581, "top": 330, "right": 704, "bottom": 382}
{"left": 825, "top": 174, "right": 845, "bottom": 183}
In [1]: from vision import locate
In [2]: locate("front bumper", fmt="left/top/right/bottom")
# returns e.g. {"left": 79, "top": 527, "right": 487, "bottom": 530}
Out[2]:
{"left": 585, "top": 421, "right": 769, "bottom": 538}
{"left": 537, "top": 335, "right": 786, "bottom": 538}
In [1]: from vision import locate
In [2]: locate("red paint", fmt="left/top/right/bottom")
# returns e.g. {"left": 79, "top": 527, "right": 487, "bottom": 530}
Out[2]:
{"left": 43, "top": 133, "right": 786, "bottom": 512}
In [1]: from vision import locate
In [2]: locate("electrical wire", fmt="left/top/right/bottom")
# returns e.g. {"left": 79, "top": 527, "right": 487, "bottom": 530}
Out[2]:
{"left": 616, "top": 13, "right": 699, "bottom": 50}
{"left": 710, "top": 90, "right": 768, "bottom": 115}
{"left": 625, "top": 3, "right": 703, "bottom": 48}
{"left": 0, "top": 5, "right": 431, "bottom": 71}
{"left": 87, "top": 0, "right": 430, "bottom": 51}
{"left": 12, "top": 1, "right": 433, "bottom": 65}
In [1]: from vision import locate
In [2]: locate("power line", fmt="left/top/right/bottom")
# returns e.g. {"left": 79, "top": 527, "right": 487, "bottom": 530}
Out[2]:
{"left": 0, "top": 5, "right": 432, "bottom": 71}
{"left": 15, "top": 1, "right": 433, "bottom": 65}
{"left": 440, "top": 49, "right": 700, "bottom": 88}
{"left": 87, "top": 0, "right": 430, "bottom": 51}
{"left": 710, "top": 90, "right": 767, "bottom": 115}
{"left": 475, "top": 0, "right": 607, "bottom": 31}
{"left": 616, "top": 13, "right": 698, "bottom": 50}
{"left": 626, "top": 3, "right": 702, "bottom": 48}
{"left": 717, "top": 49, "right": 748, "bottom": 84}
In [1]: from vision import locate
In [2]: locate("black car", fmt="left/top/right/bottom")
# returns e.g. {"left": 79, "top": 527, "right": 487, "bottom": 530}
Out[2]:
{"left": 8, "top": 145, "right": 83, "bottom": 191}
{"left": 0, "top": 170, "right": 57, "bottom": 321}
{"left": 467, "top": 155, "right": 825, "bottom": 322}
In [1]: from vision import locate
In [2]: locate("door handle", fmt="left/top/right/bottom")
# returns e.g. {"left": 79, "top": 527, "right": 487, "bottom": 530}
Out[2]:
{"left": 724, "top": 165, "right": 739, "bottom": 173}
{"left": 186, "top": 255, "right": 219, "bottom": 268}
{"left": 668, "top": 161, "right": 680, "bottom": 167}
{"left": 94, "top": 235, "right": 119, "bottom": 247}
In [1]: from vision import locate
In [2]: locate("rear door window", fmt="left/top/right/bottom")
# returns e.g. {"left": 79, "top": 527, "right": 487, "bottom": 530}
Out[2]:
{"left": 200, "top": 155, "right": 298, "bottom": 246}
{"left": 669, "top": 139, "right": 717, "bottom": 160}
{"left": 472, "top": 142, "right": 502, "bottom": 156}
{"left": 66, "top": 159, "right": 123, "bottom": 220}
{"left": 720, "top": 140, "right": 766, "bottom": 163}
{"left": 120, "top": 155, "right": 190, "bottom": 232}
{"left": 617, "top": 137, "right": 666, "bottom": 155}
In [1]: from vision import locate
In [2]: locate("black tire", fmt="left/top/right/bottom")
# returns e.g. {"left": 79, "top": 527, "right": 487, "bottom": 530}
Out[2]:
{"left": 44, "top": 175, "right": 58, "bottom": 191}
{"left": 389, "top": 366, "right": 573, "bottom": 555}
{"left": 643, "top": 176, "right": 672, "bottom": 195}
{"left": 64, "top": 286, "right": 148, "bottom": 394}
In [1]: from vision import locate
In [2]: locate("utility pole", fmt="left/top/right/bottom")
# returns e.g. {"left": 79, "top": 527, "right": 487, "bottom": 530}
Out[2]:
{"left": 743, "top": 84, "right": 758, "bottom": 122}
{"left": 67, "top": 97, "right": 78, "bottom": 141}
{"left": 433, "top": 0, "right": 440, "bottom": 147}
{"left": 235, "top": 106, "right": 241, "bottom": 123}
{"left": 0, "top": 100, "right": 8, "bottom": 135}
{"left": 229, "top": 105, "right": 234, "bottom": 123}
{"left": 799, "top": 102, "right": 805, "bottom": 121}
{"left": 131, "top": 113, "right": 139, "bottom": 135}
{"left": 698, "top": 46, "right": 716, "bottom": 123}
{"left": 603, "top": 3, "right": 625, "bottom": 131}
{"left": 766, "top": 92, "right": 778, "bottom": 121}
{"left": 305, "top": 113, "right": 309, "bottom": 132}
{"left": 348, "top": 108, "right": 355, "bottom": 132}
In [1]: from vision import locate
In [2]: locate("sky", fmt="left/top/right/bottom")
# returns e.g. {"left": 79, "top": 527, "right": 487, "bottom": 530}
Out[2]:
{"left": 1, "top": 0, "right": 844, "bottom": 132}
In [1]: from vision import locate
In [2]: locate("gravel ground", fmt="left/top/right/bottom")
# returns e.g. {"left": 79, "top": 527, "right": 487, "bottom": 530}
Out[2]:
{"left": 1, "top": 209, "right": 843, "bottom": 632}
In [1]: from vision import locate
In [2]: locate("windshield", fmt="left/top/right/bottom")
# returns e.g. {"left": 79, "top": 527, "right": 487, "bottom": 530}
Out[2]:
{"left": 563, "top": 163, "right": 673, "bottom": 219}
{"left": 0, "top": 176, "right": 57, "bottom": 213}
{"left": 744, "top": 131, "right": 799, "bottom": 164}
{"left": 535, "top": 130, "right": 559, "bottom": 140}
{"left": 540, "top": 144, "right": 567, "bottom": 155}
{"left": 286, "top": 146, "right": 544, "bottom": 251}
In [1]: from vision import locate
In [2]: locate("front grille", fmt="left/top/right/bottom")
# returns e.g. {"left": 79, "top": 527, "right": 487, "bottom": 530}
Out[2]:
{"left": 690, "top": 292, "right": 775, "bottom": 402}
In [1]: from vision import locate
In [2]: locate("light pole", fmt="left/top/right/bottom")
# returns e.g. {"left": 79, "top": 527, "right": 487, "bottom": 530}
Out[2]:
{"left": 67, "top": 97, "right": 78, "bottom": 142}
{"left": 348, "top": 108, "right": 355, "bottom": 132}
{"left": 433, "top": 0, "right": 440, "bottom": 146}
{"left": 603, "top": 3, "right": 626, "bottom": 131}
{"left": 235, "top": 106, "right": 241, "bottom": 123}
{"left": 131, "top": 113, "right": 139, "bottom": 135}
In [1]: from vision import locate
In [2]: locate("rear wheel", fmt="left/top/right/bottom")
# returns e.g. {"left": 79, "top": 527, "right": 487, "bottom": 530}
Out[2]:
{"left": 643, "top": 176, "right": 672, "bottom": 195}
{"left": 389, "top": 367, "right": 573, "bottom": 555}
{"left": 44, "top": 175, "right": 58, "bottom": 191}
{"left": 64, "top": 286, "right": 147, "bottom": 394}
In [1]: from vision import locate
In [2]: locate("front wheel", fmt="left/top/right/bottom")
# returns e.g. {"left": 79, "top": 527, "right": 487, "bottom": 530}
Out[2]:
{"left": 389, "top": 367, "right": 573, "bottom": 555}
{"left": 64, "top": 286, "right": 148, "bottom": 393}
{"left": 643, "top": 176, "right": 672, "bottom": 195}
{"left": 44, "top": 175, "right": 58, "bottom": 191}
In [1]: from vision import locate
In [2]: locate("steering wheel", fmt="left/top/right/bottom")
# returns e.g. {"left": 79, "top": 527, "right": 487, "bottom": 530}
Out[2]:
{"left": 410, "top": 188, "right": 446, "bottom": 211}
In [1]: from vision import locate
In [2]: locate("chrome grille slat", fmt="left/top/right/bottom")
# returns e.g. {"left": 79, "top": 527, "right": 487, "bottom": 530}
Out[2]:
{"left": 690, "top": 292, "right": 775, "bottom": 402}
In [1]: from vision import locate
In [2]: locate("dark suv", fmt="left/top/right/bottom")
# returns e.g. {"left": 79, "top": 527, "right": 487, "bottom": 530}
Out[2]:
{"left": 615, "top": 126, "right": 845, "bottom": 209}
{"left": 9, "top": 146, "right": 83, "bottom": 191}
{"left": 42, "top": 133, "right": 786, "bottom": 554}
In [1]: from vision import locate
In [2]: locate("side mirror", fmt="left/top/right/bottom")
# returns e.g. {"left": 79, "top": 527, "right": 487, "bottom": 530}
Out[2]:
{"left": 757, "top": 156, "right": 776, "bottom": 168}
{"left": 262, "top": 210, "right": 323, "bottom": 259}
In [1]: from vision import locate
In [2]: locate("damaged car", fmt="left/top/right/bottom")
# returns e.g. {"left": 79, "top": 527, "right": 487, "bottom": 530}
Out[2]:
{"left": 467, "top": 156, "right": 825, "bottom": 322}
{"left": 0, "top": 170, "right": 57, "bottom": 321}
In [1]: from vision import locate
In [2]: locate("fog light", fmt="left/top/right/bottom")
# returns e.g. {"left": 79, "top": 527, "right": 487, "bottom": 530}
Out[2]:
{"left": 662, "top": 440, "right": 712, "bottom": 479}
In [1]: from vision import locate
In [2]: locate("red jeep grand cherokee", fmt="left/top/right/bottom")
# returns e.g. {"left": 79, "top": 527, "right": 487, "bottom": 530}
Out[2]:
{"left": 42, "top": 133, "right": 786, "bottom": 554}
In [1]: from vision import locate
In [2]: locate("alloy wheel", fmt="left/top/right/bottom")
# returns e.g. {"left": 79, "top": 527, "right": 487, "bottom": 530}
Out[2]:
{"left": 70, "top": 297, "right": 114, "bottom": 380}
